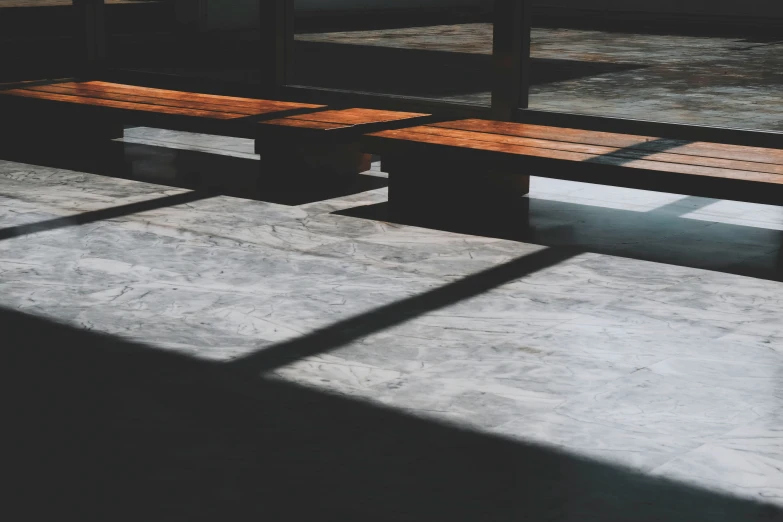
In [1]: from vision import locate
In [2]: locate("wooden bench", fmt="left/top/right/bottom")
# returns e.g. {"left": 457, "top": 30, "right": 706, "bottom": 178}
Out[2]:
{"left": 256, "top": 108, "right": 432, "bottom": 187}
{"left": 0, "top": 80, "right": 325, "bottom": 144}
{"left": 361, "top": 119, "right": 783, "bottom": 212}
{"left": 0, "top": 80, "right": 434, "bottom": 182}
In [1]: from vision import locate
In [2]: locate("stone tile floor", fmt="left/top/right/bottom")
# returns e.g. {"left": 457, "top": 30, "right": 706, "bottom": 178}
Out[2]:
{"left": 295, "top": 23, "right": 783, "bottom": 130}
{"left": 2, "top": 129, "right": 783, "bottom": 520}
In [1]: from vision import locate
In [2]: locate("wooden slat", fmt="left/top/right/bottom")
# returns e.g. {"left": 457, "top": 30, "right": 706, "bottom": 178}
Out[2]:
{"left": 400, "top": 125, "right": 783, "bottom": 176}
{"left": 366, "top": 128, "right": 783, "bottom": 184}
{"left": 258, "top": 119, "right": 346, "bottom": 131}
{"left": 287, "top": 108, "right": 428, "bottom": 126}
{"left": 0, "top": 89, "right": 246, "bottom": 119}
{"left": 432, "top": 120, "right": 783, "bottom": 165}
{"left": 66, "top": 81, "right": 323, "bottom": 112}
{"left": 24, "top": 84, "right": 277, "bottom": 117}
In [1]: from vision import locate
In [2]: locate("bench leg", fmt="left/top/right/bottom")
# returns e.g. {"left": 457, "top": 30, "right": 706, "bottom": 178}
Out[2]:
{"left": 255, "top": 140, "right": 372, "bottom": 190}
{"left": 382, "top": 154, "right": 530, "bottom": 218}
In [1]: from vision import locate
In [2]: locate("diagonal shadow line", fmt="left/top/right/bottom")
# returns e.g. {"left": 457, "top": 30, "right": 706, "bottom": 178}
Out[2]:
{"left": 225, "top": 246, "right": 582, "bottom": 375}
{"left": 226, "top": 138, "right": 697, "bottom": 376}
{"left": 646, "top": 195, "right": 722, "bottom": 216}
{"left": 0, "top": 190, "right": 214, "bottom": 241}
{"left": 582, "top": 137, "right": 752, "bottom": 217}
{"left": 583, "top": 137, "right": 693, "bottom": 167}
{"left": 5, "top": 303, "right": 783, "bottom": 520}
{"left": 583, "top": 138, "right": 718, "bottom": 218}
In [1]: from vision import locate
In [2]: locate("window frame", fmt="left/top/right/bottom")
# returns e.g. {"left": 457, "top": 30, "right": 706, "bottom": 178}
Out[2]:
{"left": 82, "top": 0, "right": 781, "bottom": 148}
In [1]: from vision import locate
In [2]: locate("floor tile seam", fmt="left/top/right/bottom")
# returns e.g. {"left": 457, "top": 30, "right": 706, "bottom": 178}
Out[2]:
{"left": 354, "top": 227, "right": 514, "bottom": 245}
{"left": 104, "top": 244, "right": 391, "bottom": 278}
{"left": 645, "top": 351, "right": 783, "bottom": 369}
{"left": 167, "top": 213, "right": 337, "bottom": 233}
{"left": 0, "top": 186, "right": 194, "bottom": 214}
{"left": 22, "top": 253, "right": 414, "bottom": 291}
{"left": 717, "top": 410, "right": 783, "bottom": 440}
{"left": 112, "top": 219, "right": 352, "bottom": 252}
{"left": 81, "top": 279, "right": 301, "bottom": 301}
{"left": 5, "top": 187, "right": 188, "bottom": 204}
{"left": 0, "top": 193, "right": 202, "bottom": 220}
{"left": 641, "top": 362, "right": 783, "bottom": 403}
{"left": 495, "top": 272, "right": 692, "bottom": 300}
{"left": 653, "top": 265, "right": 783, "bottom": 291}
{"left": 603, "top": 298, "right": 783, "bottom": 326}
{"left": 316, "top": 238, "right": 531, "bottom": 267}
{"left": 299, "top": 240, "right": 469, "bottom": 284}
{"left": 0, "top": 178, "right": 135, "bottom": 198}
{"left": 646, "top": 440, "right": 716, "bottom": 476}
{"left": 85, "top": 233, "right": 331, "bottom": 259}
{"left": 642, "top": 366, "right": 783, "bottom": 401}
{"left": 0, "top": 167, "right": 174, "bottom": 191}
{"left": 136, "top": 213, "right": 318, "bottom": 234}
{"left": 292, "top": 214, "right": 395, "bottom": 234}
{"left": 645, "top": 434, "right": 783, "bottom": 477}
{"left": 601, "top": 278, "right": 783, "bottom": 316}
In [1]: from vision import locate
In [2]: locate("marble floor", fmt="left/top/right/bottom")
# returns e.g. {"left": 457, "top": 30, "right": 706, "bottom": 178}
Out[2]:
{"left": 3, "top": 128, "right": 783, "bottom": 520}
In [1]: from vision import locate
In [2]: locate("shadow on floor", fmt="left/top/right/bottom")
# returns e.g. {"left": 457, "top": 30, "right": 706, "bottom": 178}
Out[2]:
{"left": 5, "top": 304, "right": 783, "bottom": 522}
{"left": 0, "top": 140, "right": 388, "bottom": 207}
{"left": 3, "top": 136, "right": 781, "bottom": 282}
{"left": 338, "top": 195, "right": 783, "bottom": 282}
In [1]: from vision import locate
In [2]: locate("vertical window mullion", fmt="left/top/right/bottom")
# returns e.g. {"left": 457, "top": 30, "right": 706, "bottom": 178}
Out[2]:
{"left": 72, "top": 0, "right": 107, "bottom": 79}
{"left": 491, "top": 0, "right": 531, "bottom": 121}
{"left": 260, "top": 0, "right": 294, "bottom": 98}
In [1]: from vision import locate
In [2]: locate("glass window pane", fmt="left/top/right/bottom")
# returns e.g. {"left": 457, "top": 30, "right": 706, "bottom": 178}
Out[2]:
{"left": 527, "top": 3, "right": 783, "bottom": 131}
{"left": 0, "top": 0, "right": 79, "bottom": 82}
{"left": 291, "top": 0, "right": 495, "bottom": 107}
{"left": 106, "top": 0, "right": 263, "bottom": 91}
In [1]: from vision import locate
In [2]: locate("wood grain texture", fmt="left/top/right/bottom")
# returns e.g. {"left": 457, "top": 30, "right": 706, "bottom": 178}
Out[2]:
{"left": 287, "top": 108, "right": 429, "bottom": 126}
{"left": 394, "top": 125, "right": 783, "bottom": 176}
{"left": 365, "top": 127, "right": 783, "bottom": 184}
{"left": 81, "top": 81, "right": 323, "bottom": 112}
{"left": 432, "top": 120, "right": 783, "bottom": 165}
{"left": 23, "top": 84, "right": 285, "bottom": 116}
{"left": 258, "top": 119, "right": 346, "bottom": 131}
{"left": 0, "top": 88, "right": 248, "bottom": 119}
